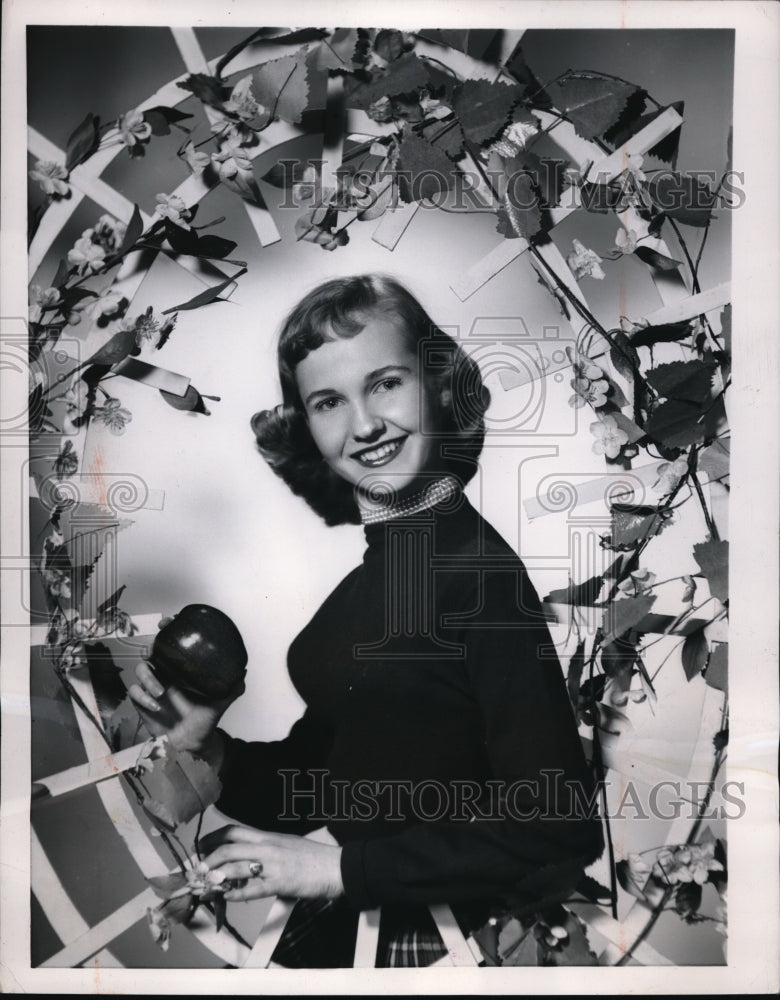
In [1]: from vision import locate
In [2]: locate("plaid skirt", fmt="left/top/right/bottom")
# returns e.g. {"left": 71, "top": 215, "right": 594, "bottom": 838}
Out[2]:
{"left": 270, "top": 897, "right": 480, "bottom": 968}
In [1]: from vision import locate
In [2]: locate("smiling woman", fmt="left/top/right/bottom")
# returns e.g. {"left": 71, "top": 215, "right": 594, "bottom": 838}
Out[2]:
{"left": 129, "top": 272, "right": 604, "bottom": 967}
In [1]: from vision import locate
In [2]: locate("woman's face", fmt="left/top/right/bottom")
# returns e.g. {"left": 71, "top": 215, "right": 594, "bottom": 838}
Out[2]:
{"left": 295, "top": 313, "right": 445, "bottom": 501}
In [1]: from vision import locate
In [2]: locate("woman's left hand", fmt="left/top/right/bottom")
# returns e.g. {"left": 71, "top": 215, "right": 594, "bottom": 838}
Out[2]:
{"left": 198, "top": 825, "right": 344, "bottom": 902}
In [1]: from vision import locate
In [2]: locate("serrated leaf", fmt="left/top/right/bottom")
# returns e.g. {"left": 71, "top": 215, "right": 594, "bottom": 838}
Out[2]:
{"left": 548, "top": 74, "right": 639, "bottom": 141}
{"left": 252, "top": 51, "right": 310, "bottom": 124}
{"left": 311, "top": 29, "right": 369, "bottom": 71}
{"left": 634, "top": 245, "right": 682, "bottom": 271}
{"left": 65, "top": 112, "right": 100, "bottom": 172}
{"left": 396, "top": 133, "right": 459, "bottom": 203}
{"left": 647, "top": 173, "right": 716, "bottom": 227}
{"left": 453, "top": 78, "right": 525, "bottom": 146}
{"left": 601, "top": 88, "right": 648, "bottom": 147}
{"left": 693, "top": 539, "right": 729, "bottom": 604}
{"left": 645, "top": 398, "right": 706, "bottom": 449}
{"left": 603, "top": 504, "right": 673, "bottom": 551}
{"left": 497, "top": 175, "right": 542, "bottom": 240}
{"left": 142, "top": 745, "right": 222, "bottom": 829}
{"left": 616, "top": 858, "right": 650, "bottom": 903}
{"left": 564, "top": 640, "right": 586, "bottom": 709}
{"left": 602, "top": 595, "right": 656, "bottom": 646}
{"left": 630, "top": 319, "right": 693, "bottom": 349}
{"left": 420, "top": 118, "right": 465, "bottom": 161}
{"left": 177, "top": 73, "right": 227, "bottom": 109}
{"left": 609, "top": 101, "right": 684, "bottom": 166}
{"left": 646, "top": 360, "right": 717, "bottom": 403}
{"left": 540, "top": 911, "right": 598, "bottom": 966}
{"left": 163, "top": 269, "right": 245, "bottom": 314}
{"left": 682, "top": 628, "right": 710, "bottom": 681}
{"left": 505, "top": 44, "right": 552, "bottom": 107}
{"left": 505, "top": 152, "right": 567, "bottom": 210}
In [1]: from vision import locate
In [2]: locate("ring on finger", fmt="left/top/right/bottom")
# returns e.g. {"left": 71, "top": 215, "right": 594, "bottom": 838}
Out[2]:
{"left": 248, "top": 861, "right": 263, "bottom": 878}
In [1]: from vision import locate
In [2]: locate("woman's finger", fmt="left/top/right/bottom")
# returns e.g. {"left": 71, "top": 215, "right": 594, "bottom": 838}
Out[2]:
{"left": 209, "top": 860, "right": 262, "bottom": 882}
{"left": 127, "top": 681, "right": 161, "bottom": 714}
{"left": 223, "top": 881, "right": 274, "bottom": 902}
{"left": 135, "top": 660, "right": 165, "bottom": 698}
{"left": 201, "top": 842, "right": 266, "bottom": 869}
{"left": 198, "top": 824, "right": 269, "bottom": 855}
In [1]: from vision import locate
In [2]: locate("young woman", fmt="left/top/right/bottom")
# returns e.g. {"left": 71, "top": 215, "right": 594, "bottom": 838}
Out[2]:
{"left": 130, "top": 273, "right": 603, "bottom": 967}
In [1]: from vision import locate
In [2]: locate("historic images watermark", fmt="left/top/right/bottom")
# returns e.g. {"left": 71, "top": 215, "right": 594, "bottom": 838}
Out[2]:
{"left": 278, "top": 768, "right": 746, "bottom": 824}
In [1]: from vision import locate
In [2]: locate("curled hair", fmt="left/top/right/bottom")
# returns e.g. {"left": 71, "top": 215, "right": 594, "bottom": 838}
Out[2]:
{"left": 251, "top": 274, "right": 491, "bottom": 525}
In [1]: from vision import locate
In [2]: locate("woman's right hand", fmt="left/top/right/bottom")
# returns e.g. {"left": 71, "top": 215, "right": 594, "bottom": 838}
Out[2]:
{"left": 128, "top": 660, "right": 244, "bottom": 762}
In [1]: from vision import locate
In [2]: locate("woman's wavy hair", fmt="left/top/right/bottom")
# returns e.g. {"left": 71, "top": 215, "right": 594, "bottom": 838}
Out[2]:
{"left": 251, "top": 274, "right": 491, "bottom": 525}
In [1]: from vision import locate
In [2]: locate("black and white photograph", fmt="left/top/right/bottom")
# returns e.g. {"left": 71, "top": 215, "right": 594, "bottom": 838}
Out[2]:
{"left": 1, "top": 0, "right": 778, "bottom": 993}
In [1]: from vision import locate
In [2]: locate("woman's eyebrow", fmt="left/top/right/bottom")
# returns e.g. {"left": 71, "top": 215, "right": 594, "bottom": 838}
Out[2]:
{"left": 304, "top": 387, "right": 339, "bottom": 406}
{"left": 364, "top": 364, "right": 411, "bottom": 381}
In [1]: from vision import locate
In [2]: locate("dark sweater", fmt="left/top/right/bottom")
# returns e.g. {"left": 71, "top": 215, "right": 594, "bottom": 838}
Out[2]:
{"left": 216, "top": 494, "right": 603, "bottom": 914}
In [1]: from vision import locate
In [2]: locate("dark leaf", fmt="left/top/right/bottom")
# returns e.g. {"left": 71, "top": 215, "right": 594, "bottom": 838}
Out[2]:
{"left": 645, "top": 398, "right": 706, "bottom": 449}
{"left": 497, "top": 917, "right": 538, "bottom": 965}
{"left": 452, "top": 78, "right": 525, "bottom": 146}
{"left": 260, "top": 157, "right": 320, "bottom": 190}
{"left": 647, "top": 173, "right": 717, "bottom": 227}
{"left": 544, "top": 573, "right": 604, "bottom": 608}
{"left": 177, "top": 73, "right": 227, "bottom": 109}
{"left": 65, "top": 112, "right": 100, "bottom": 172}
{"left": 164, "top": 892, "right": 196, "bottom": 925}
{"left": 84, "top": 326, "right": 139, "bottom": 369}
{"left": 601, "top": 635, "right": 638, "bottom": 678}
{"left": 602, "top": 595, "right": 656, "bottom": 646}
{"left": 616, "top": 858, "right": 650, "bottom": 903}
{"left": 607, "top": 101, "right": 684, "bottom": 166}
{"left": 271, "top": 27, "right": 329, "bottom": 45}
{"left": 566, "top": 640, "right": 586, "bottom": 707}
{"left": 195, "top": 234, "right": 238, "bottom": 259}
{"left": 603, "top": 504, "right": 673, "bottom": 551}
{"left": 107, "top": 695, "right": 146, "bottom": 751}
{"left": 634, "top": 245, "right": 683, "bottom": 271}
{"left": 601, "top": 88, "right": 648, "bottom": 146}
{"left": 164, "top": 218, "right": 200, "bottom": 255}
{"left": 418, "top": 29, "right": 471, "bottom": 54}
{"left": 674, "top": 881, "right": 703, "bottom": 918}
{"left": 682, "top": 629, "right": 709, "bottom": 681}
{"left": 163, "top": 269, "right": 245, "bottom": 314}
{"left": 646, "top": 360, "right": 717, "bottom": 403}
{"left": 160, "top": 384, "right": 217, "bottom": 415}
{"left": 505, "top": 152, "right": 567, "bottom": 210}
{"left": 96, "top": 584, "right": 125, "bottom": 617}
{"left": 692, "top": 539, "right": 729, "bottom": 604}
{"left": 374, "top": 28, "right": 405, "bottom": 62}
{"left": 630, "top": 320, "right": 693, "bottom": 349}
{"left": 504, "top": 44, "right": 552, "bottom": 108}
{"left": 420, "top": 118, "right": 465, "bottom": 161}
{"left": 539, "top": 910, "right": 598, "bottom": 966}
{"left": 548, "top": 74, "right": 640, "bottom": 141}
{"left": 503, "top": 928, "right": 540, "bottom": 966}
{"left": 397, "top": 133, "right": 459, "bottom": 203}
{"left": 252, "top": 52, "right": 311, "bottom": 124}
{"left": 706, "top": 643, "right": 728, "bottom": 695}
{"left": 143, "top": 105, "right": 193, "bottom": 136}
{"left": 713, "top": 726, "right": 729, "bottom": 751}
{"left": 51, "top": 257, "right": 71, "bottom": 289}
{"left": 83, "top": 642, "right": 127, "bottom": 726}
{"left": 720, "top": 304, "right": 731, "bottom": 356}
{"left": 115, "top": 204, "right": 144, "bottom": 257}
{"left": 212, "top": 894, "right": 227, "bottom": 933}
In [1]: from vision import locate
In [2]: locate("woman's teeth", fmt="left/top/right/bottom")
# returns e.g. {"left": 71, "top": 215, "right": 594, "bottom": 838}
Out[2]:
{"left": 355, "top": 438, "right": 405, "bottom": 466}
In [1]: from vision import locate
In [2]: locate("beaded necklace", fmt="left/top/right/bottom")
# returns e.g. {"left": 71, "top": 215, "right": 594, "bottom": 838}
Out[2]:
{"left": 359, "top": 475, "right": 461, "bottom": 525}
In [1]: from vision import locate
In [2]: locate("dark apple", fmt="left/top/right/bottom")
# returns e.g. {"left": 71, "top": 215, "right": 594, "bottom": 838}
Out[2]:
{"left": 150, "top": 604, "right": 248, "bottom": 700}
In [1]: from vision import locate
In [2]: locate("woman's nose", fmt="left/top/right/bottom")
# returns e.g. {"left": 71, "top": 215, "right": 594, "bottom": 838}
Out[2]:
{"left": 350, "top": 400, "right": 385, "bottom": 442}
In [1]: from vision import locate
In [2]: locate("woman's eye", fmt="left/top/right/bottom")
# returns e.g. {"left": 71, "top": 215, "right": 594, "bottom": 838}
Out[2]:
{"left": 314, "top": 397, "right": 342, "bottom": 412}
{"left": 374, "top": 377, "right": 402, "bottom": 394}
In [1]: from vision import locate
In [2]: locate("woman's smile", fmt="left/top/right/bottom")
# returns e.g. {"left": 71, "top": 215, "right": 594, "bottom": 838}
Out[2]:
{"left": 351, "top": 435, "right": 407, "bottom": 467}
